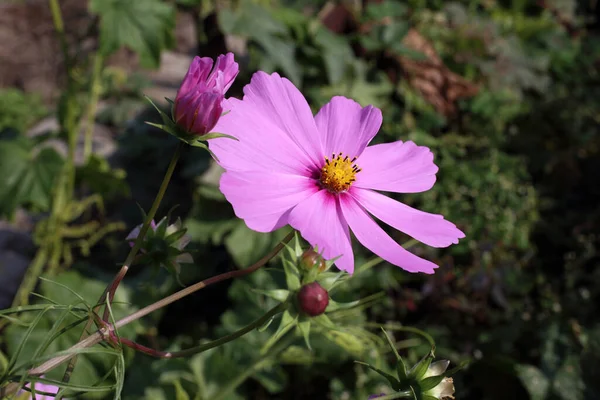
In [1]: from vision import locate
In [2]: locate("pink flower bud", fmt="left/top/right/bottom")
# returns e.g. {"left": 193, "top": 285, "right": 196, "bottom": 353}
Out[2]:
{"left": 173, "top": 53, "right": 239, "bottom": 136}
{"left": 297, "top": 282, "right": 329, "bottom": 316}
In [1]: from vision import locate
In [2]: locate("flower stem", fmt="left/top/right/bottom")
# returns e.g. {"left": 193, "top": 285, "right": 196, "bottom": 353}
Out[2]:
{"left": 61, "top": 142, "right": 183, "bottom": 386}
{"left": 117, "top": 302, "right": 287, "bottom": 358}
{"left": 48, "top": 0, "right": 71, "bottom": 80}
{"left": 114, "top": 230, "right": 294, "bottom": 329}
{"left": 1, "top": 232, "right": 294, "bottom": 398}
{"left": 82, "top": 52, "right": 104, "bottom": 163}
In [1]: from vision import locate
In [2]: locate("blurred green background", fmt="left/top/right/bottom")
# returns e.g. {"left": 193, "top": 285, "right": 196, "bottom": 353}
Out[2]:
{"left": 0, "top": 0, "right": 599, "bottom": 399}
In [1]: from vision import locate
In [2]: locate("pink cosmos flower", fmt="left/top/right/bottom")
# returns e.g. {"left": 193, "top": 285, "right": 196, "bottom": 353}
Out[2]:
{"left": 209, "top": 72, "right": 464, "bottom": 274}
{"left": 173, "top": 53, "right": 239, "bottom": 136}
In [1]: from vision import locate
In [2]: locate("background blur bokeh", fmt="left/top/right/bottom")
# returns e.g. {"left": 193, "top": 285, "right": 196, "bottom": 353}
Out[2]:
{"left": 1, "top": 0, "right": 599, "bottom": 399}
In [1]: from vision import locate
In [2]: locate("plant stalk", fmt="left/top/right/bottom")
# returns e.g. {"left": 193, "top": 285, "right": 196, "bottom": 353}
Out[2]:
{"left": 0, "top": 231, "right": 293, "bottom": 398}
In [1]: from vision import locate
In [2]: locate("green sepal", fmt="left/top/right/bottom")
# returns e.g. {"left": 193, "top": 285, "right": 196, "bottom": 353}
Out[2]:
{"left": 396, "top": 356, "right": 409, "bottom": 382}
{"left": 381, "top": 328, "right": 408, "bottom": 381}
{"left": 154, "top": 216, "right": 169, "bottom": 238}
{"left": 316, "top": 271, "right": 344, "bottom": 291}
{"left": 165, "top": 261, "right": 185, "bottom": 287}
{"left": 164, "top": 227, "right": 188, "bottom": 245}
{"left": 301, "top": 262, "right": 320, "bottom": 284}
{"left": 419, "top": 375, "right": 446, "bottom": 392}
{"left": 144, "top": 95, "right": 214, "bottom": 145}
{"left": 422, "top": 395, "right": 439, "bottom": 400}
{"left": 408, "top": 352, "right": 434, "bottom": 381}
{"left": 261, "top": 309, "right": 298, "bottom": 354}
{"left": 190, "top": 140, "right": 220, "bottom": 161}
{"left": 311, "top": 313, "right": 336, "bottom": 329}
{"left": 258, "top": 315, "right": 276, "bottom": 332}
{"left": 198, "top": 132, "right": 238, "bottom": 141}
{"left": 252, "top": 288, "right": 291, "bottom": 303}
{"left": 355, "top": 361, "right": 401, "bottom": 391}
{"left": 282, "top": 259, "right": 301, "bottom": 291}
{"left": 297, "top": 319, "right": 312, "bottom": 350}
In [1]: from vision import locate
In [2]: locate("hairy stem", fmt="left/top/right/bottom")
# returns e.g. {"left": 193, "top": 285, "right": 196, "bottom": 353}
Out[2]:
{"left": 1, "top": 231, "right": 294, "bottom": 398}
{"left": 82, "top": 53, "right": 104, "bottom": 163}
{"left": 117, "top": 302, "right": 287, "bottom": 358}
{"left": 61, "top": 143, "right": 183, "bottom": 386}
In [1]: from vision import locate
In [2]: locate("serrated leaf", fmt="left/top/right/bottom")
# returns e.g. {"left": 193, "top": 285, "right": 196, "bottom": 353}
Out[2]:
{"left": 218, "top": 2, "right": 301, "bottom": 84}
{"left": 90, "top": 0, "right": 175, "bottom": 68}
{"left": 314, "top": 26, "right": 354, "bottom": 84}
{"left": 0, "top": 135, "right": 64, "bottom": 217}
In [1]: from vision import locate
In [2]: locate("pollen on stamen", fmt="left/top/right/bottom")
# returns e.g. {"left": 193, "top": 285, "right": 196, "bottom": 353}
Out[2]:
{"left": 319, "top": 152, "right": 361, "bottom": 194}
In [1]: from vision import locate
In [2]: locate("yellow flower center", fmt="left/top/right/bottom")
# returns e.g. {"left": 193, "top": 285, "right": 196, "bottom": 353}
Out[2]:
{"left": 319, "top": 153, "right": 361, "bottom": 193}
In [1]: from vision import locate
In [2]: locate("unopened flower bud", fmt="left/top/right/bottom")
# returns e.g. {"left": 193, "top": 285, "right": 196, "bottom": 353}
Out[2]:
{"left": 126, "top": 220, "right": 157, "bottom": 248}
{"left": 297, "top": 282, "right": 329, "bottom": 316}
{"left": 173, "top": 53, "right": 239, "bottom": 136}
{"left": 299, "top": 249, "right": 327, "bottom": 272}
{"left": 422, "top": 360, "right": 455, "bottom": 399}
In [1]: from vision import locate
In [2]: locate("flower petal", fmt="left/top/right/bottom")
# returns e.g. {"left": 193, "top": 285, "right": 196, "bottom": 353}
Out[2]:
{"left": 424, "top": 360, "right": 450, "bottom": 378}
{"left": 207, "top": 52, "right": 239, "bottom": 93}
{"left": 315, "top": 96, "right": 382, "bottom": 159}
{"left": 175, "top": 56, "right": 213, "bottom": 101}
{"left": 288, "top": 190, "right": 354, "bottom": 273}
{"left": 339, "top": 195, "right": 438, "bottom": 274}
{"left": 210, "top": 98, "right": 317, "bottom": 175}
{"left": 220, "top": 171, "right": 318, "bottom": 232}
{"left": 355, "top": 141, "right": 438, "bottom": 193}
{"left": 241, "top": 71, "right": 324, "bottom": 167}
{"left": 350, "top": 188, "right": 464, "bottom": 248}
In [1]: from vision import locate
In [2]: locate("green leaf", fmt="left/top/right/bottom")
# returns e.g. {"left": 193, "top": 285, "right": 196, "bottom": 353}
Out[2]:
{"left": 90, "top": 0, "right": 176, "bottom": 68}
{"left": 313, "top": 27, "right": 355, "bottom": 84}
{"left": 297, "top": 320, "right": 311, "bottom": 350}
{"left": 365, "top": 1, "right": 408, "bottom": 20}
{"left": 76, "top": 154, "right": 129, "bottom": 200}
{"left": 0, "top": 135, "right": 64, "bottom": 217}
{"left": 218, "top": 2, "right": 301, "bottom": 85}
{"left": 254, "top": 365, "right": 288, "bottom": 394}
{"left": 355, "top": 361, "right": 401, "bottom": 390}
{"left": 515, "top": 364, "right": 550, "bottom": 400}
